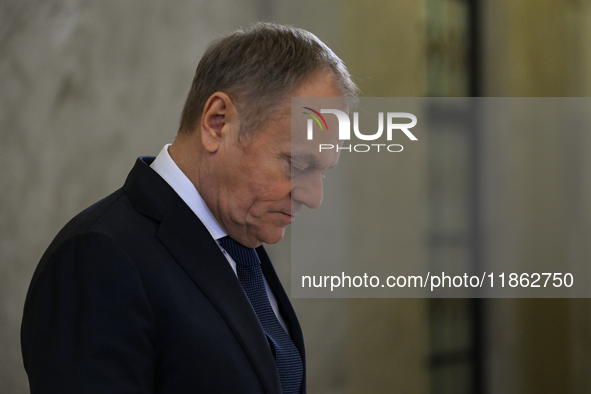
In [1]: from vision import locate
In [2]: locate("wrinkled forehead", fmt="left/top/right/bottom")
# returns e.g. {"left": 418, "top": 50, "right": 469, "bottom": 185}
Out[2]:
{"left": 291, "top": 97, "right": 349, "bottom": 168}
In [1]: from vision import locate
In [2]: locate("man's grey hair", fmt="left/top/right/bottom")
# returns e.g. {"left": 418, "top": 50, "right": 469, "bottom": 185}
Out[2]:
{"left": 178, "top": 22, "right": 358, "bottom": 137}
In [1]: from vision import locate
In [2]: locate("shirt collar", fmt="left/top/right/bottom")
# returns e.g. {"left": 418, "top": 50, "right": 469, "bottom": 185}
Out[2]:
{"left": 150, "top": 144, "right": 227, "bottom": 240}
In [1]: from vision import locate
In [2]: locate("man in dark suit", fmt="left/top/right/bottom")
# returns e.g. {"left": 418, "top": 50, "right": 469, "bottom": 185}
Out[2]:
{"left": 21, "top": 22, "right": 356, "bottom": 393}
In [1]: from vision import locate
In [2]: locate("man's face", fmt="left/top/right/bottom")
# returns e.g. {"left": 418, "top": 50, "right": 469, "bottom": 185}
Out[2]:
{"left": 209, "top": 69, "right": 344, "bottom": 247}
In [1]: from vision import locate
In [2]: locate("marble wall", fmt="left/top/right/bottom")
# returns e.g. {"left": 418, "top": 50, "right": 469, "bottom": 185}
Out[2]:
{"left": 0, "top": 1, "right": 329, "bottom": 392}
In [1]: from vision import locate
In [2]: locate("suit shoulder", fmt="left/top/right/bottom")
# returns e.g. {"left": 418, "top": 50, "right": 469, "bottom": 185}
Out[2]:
{"left": 44, "top": 188, "right": 153, "bottom": 259}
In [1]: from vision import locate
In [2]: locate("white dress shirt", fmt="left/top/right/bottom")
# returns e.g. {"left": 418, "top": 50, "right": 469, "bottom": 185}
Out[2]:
{"left": 150, "top": 144, "right": 287, "bottom": 332}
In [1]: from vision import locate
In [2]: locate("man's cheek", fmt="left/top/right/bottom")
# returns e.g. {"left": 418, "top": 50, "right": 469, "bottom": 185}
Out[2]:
{"left": 252, "top": 186, "right": 287, "bottom": 201}
{"left": 268, "top": 181, "right": 292, "bottom": 197}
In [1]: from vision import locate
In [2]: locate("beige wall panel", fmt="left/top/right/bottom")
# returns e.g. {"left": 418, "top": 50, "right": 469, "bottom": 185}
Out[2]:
{"left": 338, "top": 1, "right": 430, "bottom": 393}
{"left": 482, "top": 1, "right": 591, "bottom": 393}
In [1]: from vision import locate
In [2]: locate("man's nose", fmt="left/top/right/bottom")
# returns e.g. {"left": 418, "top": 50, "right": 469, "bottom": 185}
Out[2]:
{"left": 291, "top": 171, "right": 323, "bottom": 209}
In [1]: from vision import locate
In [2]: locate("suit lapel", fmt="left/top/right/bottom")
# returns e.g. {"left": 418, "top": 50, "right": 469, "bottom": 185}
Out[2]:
{"left": 124, "top": 157, "right": 281, "bottom": 393}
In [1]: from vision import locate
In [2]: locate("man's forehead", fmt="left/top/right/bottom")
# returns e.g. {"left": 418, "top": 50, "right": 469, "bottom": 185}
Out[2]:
{"left": 288, "top": 96, "right": 347, "bottom": 171}
{"left": 290, "top": 108, "right": 345, "bottom": 146}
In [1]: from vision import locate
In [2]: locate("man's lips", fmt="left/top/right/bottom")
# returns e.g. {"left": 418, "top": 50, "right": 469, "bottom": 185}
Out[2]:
{"left": 279, "top": 212, "right": 296, "bottom": 223}
{"left": 274, "top": 204, "right": 301, "bottom": 224}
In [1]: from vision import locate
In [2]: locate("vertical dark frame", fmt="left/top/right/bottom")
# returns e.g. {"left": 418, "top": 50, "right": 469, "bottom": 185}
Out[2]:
{"left": 467, "top": 0, "right": 484, "bottom": 393}
{"left": 426, "top": 0, "right": 484, "bottom": 392}
{"left": 468, "top": 0, "right": 486, "bottom": 394}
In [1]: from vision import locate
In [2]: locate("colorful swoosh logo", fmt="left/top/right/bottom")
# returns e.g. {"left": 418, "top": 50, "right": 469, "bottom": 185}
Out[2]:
{"left": 302, "top": 107, "right": 328, "bottom": 131}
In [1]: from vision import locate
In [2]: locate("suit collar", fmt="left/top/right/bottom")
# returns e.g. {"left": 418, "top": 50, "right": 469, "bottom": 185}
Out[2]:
{"left": 123, "top": 157, "right": 283, "bottom": 393}
{"left": 123, "top": 157, "right": 174, "bottom": 222}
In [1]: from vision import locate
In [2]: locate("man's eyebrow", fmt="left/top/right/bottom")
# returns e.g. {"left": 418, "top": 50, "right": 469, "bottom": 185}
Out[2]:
{"left": 290, "top": 152, "right": 339, "bottom": 170}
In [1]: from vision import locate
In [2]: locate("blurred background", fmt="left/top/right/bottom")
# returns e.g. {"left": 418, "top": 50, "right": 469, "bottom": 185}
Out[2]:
{"left": 1, "top": 0, "right": 591, "bottom": 393}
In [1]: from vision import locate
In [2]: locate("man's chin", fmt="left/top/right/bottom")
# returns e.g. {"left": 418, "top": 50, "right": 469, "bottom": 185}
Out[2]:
{"left": 258, "top": 226, "right": 287, "bottom": 245}
{"left": 228, "top": 227, "right": 286, "bottom": 248}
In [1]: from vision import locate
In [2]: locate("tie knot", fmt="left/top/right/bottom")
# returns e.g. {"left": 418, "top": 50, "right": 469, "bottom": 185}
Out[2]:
{"left": 219, "top": 236, "right": 260, "bottom": 267}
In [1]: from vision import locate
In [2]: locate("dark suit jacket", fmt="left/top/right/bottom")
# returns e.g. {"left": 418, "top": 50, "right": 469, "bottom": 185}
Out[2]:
{"left": 21, "top": 156, "right": 305, "bottom": 394}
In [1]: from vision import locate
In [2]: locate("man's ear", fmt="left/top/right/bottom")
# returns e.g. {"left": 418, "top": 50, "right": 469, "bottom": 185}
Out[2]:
{"left": 200, "top": 92, "right": 237, "bottom": 153}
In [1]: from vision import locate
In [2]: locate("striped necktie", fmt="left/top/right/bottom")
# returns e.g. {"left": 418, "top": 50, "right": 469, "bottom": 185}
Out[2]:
{"left": 219, "top": 236, "right": 303, "bottom": 394}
